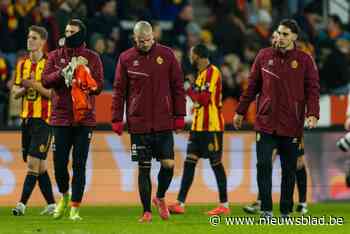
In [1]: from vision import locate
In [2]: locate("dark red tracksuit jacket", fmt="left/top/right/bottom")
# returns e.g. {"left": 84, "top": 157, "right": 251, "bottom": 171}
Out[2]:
{"left": 236, "top": 47, "right": 320, "bottom": 137}
{"left": 112, "top": 43, "right": 186, "bottom": 134}
{"left": 42, "top": 45, "right": 104, "bottom": 126}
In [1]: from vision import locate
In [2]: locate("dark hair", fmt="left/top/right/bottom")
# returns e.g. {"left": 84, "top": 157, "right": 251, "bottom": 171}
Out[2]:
{"left": 28, "top": 25, "right": 48, "bottom": 40}
{"left": 192, "top": 44, "right": 210, "bottom": 59}
{"left": 329, "top": 14, "right": 343, "bottom": 28}
{"left": 67, "top": 19, "right": 87, "bottom": 37}
{"left": 279, "top": 19, "right": 300, "bottom": 35}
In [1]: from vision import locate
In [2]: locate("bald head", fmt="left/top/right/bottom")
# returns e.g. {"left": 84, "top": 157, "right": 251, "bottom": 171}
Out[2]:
{"left": 133, "top": 21, "right": 153, "bottom": 36}
{"left": 133, "top": 21, "right": 155, "bottom": 52}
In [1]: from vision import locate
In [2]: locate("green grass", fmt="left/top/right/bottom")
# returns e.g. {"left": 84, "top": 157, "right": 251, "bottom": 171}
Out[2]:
{"left": 0, "top": 203, "right": 349, "bottom": 234}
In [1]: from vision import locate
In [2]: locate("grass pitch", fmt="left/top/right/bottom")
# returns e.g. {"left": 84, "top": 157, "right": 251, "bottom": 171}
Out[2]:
{"left": 0, "top": 203, "right": 349, "bottom": 234}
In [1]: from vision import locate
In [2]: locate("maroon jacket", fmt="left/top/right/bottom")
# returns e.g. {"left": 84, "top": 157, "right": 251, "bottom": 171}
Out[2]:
{"left": 112, "top": 43, "right": 186, "bottom": 134}
{"left": 42, "top": 45, "right": 104, "bottom": 126}
{"left": 236, "top": 47, "right": 320, "bottom": 137}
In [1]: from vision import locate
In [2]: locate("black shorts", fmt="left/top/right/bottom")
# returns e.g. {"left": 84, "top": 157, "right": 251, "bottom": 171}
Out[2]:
{"left": 130, "top": 131, "right": 174, "bottom": 162}
{"left": 187, "top": 131, "right": 223, "bottom": 159}
{"left": 22, "top": 118, "right": 52, "bottom": 162}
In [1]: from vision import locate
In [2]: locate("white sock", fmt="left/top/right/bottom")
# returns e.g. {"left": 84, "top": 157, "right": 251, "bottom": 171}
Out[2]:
{"left": 299, "top": 202, "right": 307, "bottom": 207}
{"left": 221, "top": 202, "right": 229, "bottom": 208}
{"left": 18, "top": 202, "right": 26, "bottom": 208}
{"left": 178, "top": 201, "right": 185, "bottom": 207}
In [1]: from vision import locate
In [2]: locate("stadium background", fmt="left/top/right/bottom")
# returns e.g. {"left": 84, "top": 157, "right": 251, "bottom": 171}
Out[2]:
{"left": 0, "top": 0, "right": 350, "bottom": 206}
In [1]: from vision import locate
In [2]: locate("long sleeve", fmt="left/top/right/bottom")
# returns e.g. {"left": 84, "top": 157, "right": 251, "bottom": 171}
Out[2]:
{"left": 236, "top": 51, "right": 262, "bottom": 115}
{"left": 111, "top": 55, "right": 127, "bottom": 123}
{"left": 169, "top": 52, "right": 186, "bottom": 117}
{"left": 304, "top": 54, "right": 320, "bottom": 119}
{"left": 42, "top": 50, "right": 64, "bottom": 88}
{"left": 89, "top": 53, "right": 104, "bottom": 95}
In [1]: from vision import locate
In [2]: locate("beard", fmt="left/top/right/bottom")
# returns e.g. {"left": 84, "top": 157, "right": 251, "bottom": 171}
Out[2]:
{"left": 137, "top": 45, "right": 150, "bottom": 52}
{"left": 277, "top": 41, "right": 290, "bottom": 50}
{"left": 191, "top": 59, "right": 198, "bottom": 71}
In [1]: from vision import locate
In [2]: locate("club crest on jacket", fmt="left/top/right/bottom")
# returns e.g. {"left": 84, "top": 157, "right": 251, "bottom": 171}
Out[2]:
{"left": 156, "top": 56, "right": 164, "bottom": 65}
{"left": 291, "top": 60, "right": 298, "bottom": 69}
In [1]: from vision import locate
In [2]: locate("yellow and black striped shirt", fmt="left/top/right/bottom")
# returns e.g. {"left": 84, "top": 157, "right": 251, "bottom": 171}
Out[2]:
{"left": 15, "top": 56, "right": 51, "bottom": 122}
{"left": 191, "top": 65, "right": 224, "bottom": 132}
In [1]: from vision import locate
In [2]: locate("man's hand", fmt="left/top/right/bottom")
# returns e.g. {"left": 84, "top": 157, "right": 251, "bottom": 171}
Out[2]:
{"left": 345, "top": 117, "right": 350, "bottom": 131}
{"left": 22, "top": 71, "right": 35, "bottom": 88}
{"left": 233, "top": 113, "right": 244, "bottom": 129}
{"left": 21, "top": 79, "right": 35, "bottom": 89}
{"left": 174, "top": 117, "right": 185, "bottom": 134}
{"left": 306, "top": 116, "right": 318, "bottom": 129}
{"left": 112, "top": 121, "right": 123, "bottom": 135}
{"left": 12, "top": 86, "right": 26, "bottom": 99}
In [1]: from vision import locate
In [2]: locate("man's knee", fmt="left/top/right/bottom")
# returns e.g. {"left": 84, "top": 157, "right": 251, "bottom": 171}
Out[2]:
{"left": 27, "top": 156, "right": 40, "bottom": 173}
{"left": 38, "top": 159, "right": 48, "bottom": 174}
{"left": 209, "top": 156, "right": 222, "bottom": 167}
{"left": 297, "top": 156, "right": 305, "bottom": 170}
{"left": 161, "top": 159, "right": 174, "bottom": 169}
{"left": 139, "top": 160, "right": 151, "bottom": 169}
{"left": 186, "top": 154, "right": 199, "bottom": 164}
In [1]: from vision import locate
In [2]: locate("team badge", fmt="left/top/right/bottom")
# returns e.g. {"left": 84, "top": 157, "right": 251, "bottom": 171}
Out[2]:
{"left": 268, "top": 59, "right": 274, "bottom": 66}
{"left": 60, "top": 58, "right": 66, "bottom": 64}
{"left": 291, "top": 60, "right": 298, "bottom": 69}
{"left": 208, "top": 143, "right": 214, "bottom": 152}
{"left": 256, "top": 133, "right": 261, "bottom": 142}
{"left": 156, "top": 56, "right": 164, "bottom": 64}
{"left": 39, "top": 144, "right": 46, "bottom": 153}
{"left": 133, "top": 60, "right": 139, "bottom": 66}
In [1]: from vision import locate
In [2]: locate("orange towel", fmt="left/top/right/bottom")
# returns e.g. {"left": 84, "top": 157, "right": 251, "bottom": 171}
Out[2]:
{"left": 71, "top": 64, "right": 97, "bottom": 123}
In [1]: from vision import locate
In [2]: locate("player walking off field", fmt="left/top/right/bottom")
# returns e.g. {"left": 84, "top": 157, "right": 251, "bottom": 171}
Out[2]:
{"left": 233, "top": 19, "right": 320, "bottom": 218}
{"left": 168, "top": 44, "right": 229, "bottom": 216}
{"left": 42, "top": 19, "right": 104, "bottom": 221}
{"left": 111, "top": 21, "right": 186, "bottom": 223}
{"left": 12, "top": 25, "right": 56, "bottom": 216}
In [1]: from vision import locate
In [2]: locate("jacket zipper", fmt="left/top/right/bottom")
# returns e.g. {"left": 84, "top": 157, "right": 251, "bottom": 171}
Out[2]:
{"left": 148, "top": 54, "right": 154, "bottom": 131}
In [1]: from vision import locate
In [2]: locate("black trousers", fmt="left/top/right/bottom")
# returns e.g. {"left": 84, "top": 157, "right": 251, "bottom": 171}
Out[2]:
{"left": 256, "top": 131, "right": 299, "bottom": 214}
{"left": 52, "top": 126, "right": 93, "bottom": 203}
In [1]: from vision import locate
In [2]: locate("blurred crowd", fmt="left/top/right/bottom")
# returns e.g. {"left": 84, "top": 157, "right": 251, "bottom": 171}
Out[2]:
{"left": 1, "top": 0, "right": 350, "bottom": 127}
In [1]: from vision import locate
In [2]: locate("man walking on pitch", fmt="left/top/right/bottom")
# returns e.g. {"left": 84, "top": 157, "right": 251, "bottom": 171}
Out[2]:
{"left": 233, "top": 19, "right": 319, "bottom": 218}
{"left": 12, "top": 25, "right": 56, "bottom": 216}
{"left": 168, "top": 44, "right": 229, "bottom": 216}
{"left": 111, "top": 21, "right": 186, "bottom": 222}
{"left": 42, "top": 19, "right": 104, "bottom": 220}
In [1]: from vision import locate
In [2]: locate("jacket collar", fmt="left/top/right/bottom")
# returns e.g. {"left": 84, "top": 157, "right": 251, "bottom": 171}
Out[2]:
{"left": 64, "top": 43, "right": 86, "bottom": 52}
